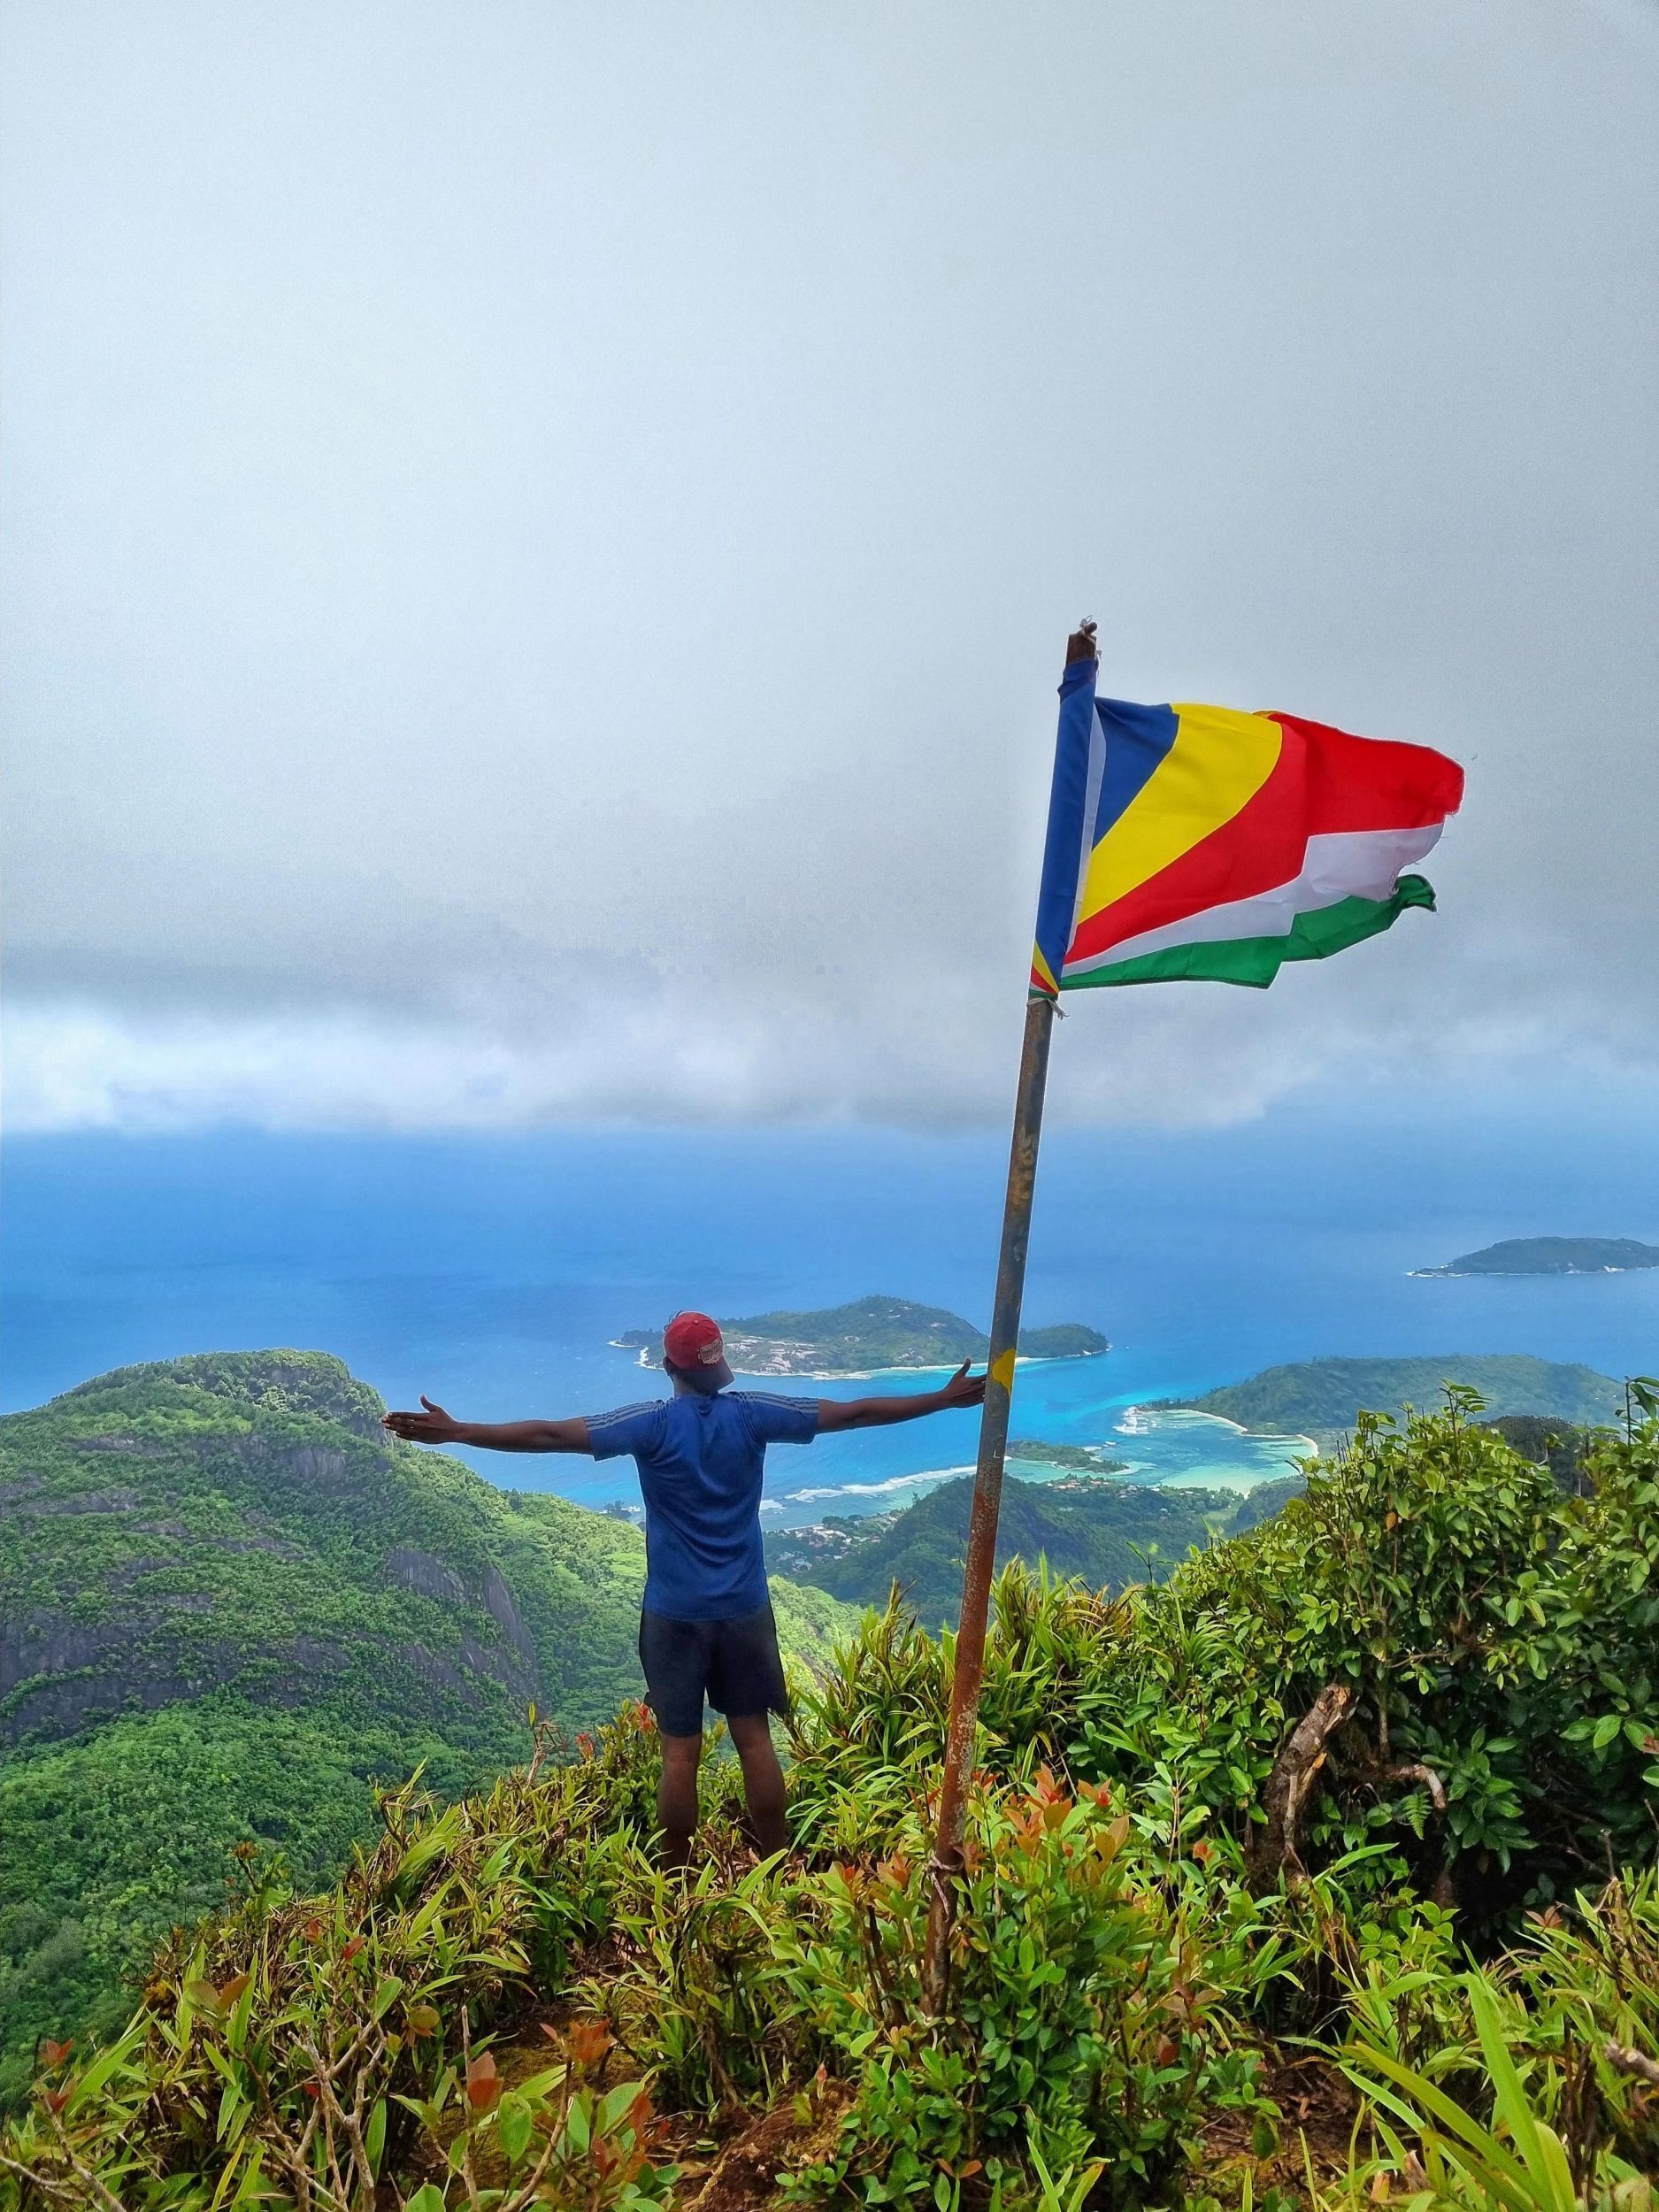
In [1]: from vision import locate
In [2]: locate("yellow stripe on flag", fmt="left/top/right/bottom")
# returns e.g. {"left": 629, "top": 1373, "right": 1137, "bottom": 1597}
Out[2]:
{"left": 1076, "top": 704, "right": 1281, "bottom": 926}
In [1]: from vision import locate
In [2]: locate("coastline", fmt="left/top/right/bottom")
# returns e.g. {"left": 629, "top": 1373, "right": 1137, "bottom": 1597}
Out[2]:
{"left": 757, "top": 1408, "right": 1317, "bottom": 1531}
{"left": 1407, "top": 1266, "right": 1638, "bottom": 1278}
{"left": 780, "top": 1463, "right": 976, "bottom": 1507}
{"left": 611, "top": 1344, "right": 1111, "bottom": 1381}
{"left": 1127, "top": 1402, "right": 1318, "bottom": 1456}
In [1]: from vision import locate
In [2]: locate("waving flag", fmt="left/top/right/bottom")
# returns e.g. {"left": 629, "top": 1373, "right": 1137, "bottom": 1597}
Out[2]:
{"left": 1029, "top": 659, "right": 1464, "bottom": 995}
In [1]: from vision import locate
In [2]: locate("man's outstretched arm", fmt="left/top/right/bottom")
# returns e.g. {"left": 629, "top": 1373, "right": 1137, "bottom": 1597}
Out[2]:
{"left": 815, "top": 1361, "right": 987, "bottom": 1433}
{"left": 383, "top": 1397, "right": 593, "bottom": 1454}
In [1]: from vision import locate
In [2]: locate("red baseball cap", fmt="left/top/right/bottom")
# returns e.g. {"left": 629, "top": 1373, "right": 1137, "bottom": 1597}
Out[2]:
{"left": 663, "top": 1311, "right": 732, "bottom": 1386}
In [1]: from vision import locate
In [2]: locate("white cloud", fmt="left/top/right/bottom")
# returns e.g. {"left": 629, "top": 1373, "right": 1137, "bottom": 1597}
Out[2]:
{"left": 10, "top": 916, "right": 1656, "bottom": 1138}
{"left": 4, "top": 0, "right": 1656, "bottom": 1134}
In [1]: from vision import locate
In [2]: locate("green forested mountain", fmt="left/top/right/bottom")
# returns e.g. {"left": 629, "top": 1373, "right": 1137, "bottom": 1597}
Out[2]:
{"left": 615, "top": 1294, "right": 1109, "bottom": 1372}
{"left": 770, "top": 1472, "right": 1274, "bottom": 1626}
{"left": 0, "top": 1351, "right": 853, "bottom": 2104}
{"left": 1225, "top": 1470, "right": 1307, "bottom": 1530}
{"left": 1166, "top": 1352, "right": 1623, "bottom": 1448}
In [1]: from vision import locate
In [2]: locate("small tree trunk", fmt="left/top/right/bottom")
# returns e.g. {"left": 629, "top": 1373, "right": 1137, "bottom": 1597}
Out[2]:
{"left": 1247, "top": 1682, "right": 1354, "bottom": 1887}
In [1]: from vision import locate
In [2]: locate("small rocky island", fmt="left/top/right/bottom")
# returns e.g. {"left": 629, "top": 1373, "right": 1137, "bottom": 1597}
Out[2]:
{"left": 612, "top": 1294, "right": 1110, "bottom": 1376}
{"left": 1411, "top": 1236, "right": 1659, "bottom": 1279}
{"left": 1008, "top": 1438, "right": 1129, "bottom": 1475}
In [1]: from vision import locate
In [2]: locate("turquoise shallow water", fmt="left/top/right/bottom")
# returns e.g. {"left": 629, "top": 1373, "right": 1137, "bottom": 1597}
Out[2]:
{"left": 4, "top": 1087, "right": 1657, "bottom": 1525}
{"left": 748, "top": 1391, "right": 1311, "bottom": 1532}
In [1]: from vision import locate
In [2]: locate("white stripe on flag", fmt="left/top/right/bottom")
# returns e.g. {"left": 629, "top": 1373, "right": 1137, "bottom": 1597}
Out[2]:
{"left": 1063, "top": 710, "right": 1110, "bottom": 961}
{"left": 1061, "top": 824, "right": 1444, "bottom": 976}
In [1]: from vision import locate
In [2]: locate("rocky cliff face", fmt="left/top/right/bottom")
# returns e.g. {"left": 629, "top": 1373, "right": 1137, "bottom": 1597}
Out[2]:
{"left": 1, "top": 1352, "right": 585, "bottom": 1749}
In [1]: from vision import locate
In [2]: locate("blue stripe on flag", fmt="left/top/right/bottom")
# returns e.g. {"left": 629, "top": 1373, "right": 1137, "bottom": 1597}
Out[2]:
{"left": 1031, "top": 656, "right": 1101, "bottom": 988}
{"left": 1092, "top": 700, "right": 1179, "bottom": 844}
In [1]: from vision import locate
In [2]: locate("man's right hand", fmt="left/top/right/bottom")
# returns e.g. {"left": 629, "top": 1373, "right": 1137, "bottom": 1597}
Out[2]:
{"left": 816, "top": 1363, "right": 987, "bottom": 1432}
{"left": 934, "top": 1360, "right": 988, "bottom": 1412}
{"left": 383, "top": 1395, "right": 461, "bottom": 1446}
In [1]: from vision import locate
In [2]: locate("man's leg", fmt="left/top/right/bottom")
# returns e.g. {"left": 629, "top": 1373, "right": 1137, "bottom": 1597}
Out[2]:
{"left": 726, "top": 1711, "right": 787, "bottom": 1858}
{"left": 657, "top": 1732, "right": 703, "bottom": 1867}
{"left": 639, "top": 1609, "right": 710, "bottom": 1864}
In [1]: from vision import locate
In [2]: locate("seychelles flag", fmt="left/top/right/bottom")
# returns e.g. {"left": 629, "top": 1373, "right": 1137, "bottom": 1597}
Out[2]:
{"left": 1030, "top": 657, "right": 1464, "bottom": 996}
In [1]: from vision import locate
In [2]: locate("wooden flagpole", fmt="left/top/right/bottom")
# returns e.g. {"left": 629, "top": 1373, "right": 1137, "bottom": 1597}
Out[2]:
{"left": 922, "top": 622, "right": 1094, "bottom": 2014}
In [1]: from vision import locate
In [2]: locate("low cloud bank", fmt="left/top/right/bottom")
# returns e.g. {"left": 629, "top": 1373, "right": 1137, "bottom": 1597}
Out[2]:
{"left": 9, "top": 931, "right": 1651, "bottom": 1138}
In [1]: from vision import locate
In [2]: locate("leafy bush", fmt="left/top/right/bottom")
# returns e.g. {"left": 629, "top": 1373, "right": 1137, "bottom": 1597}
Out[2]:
{"left": 777, "top": 1769, "right": 1274, "bottom": 2208}
{"left": 580, "top": 1844, "right": 810, "bottom": 2118}
{"left": 1331, "top": 1969, "right": 1655, "bottom": 2212}
{"left": 0, "top": 1703, "right": 667, "bottom": 2209}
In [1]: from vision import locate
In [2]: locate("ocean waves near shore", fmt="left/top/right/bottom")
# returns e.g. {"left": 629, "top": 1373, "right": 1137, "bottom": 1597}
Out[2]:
{"left": 749, "top": 1407, "right": 1313, "bottom": 1531}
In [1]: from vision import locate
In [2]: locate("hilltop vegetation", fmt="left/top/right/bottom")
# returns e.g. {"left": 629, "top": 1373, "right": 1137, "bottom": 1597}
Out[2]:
{"left": 1415, "top": 1235, "right": 1659, "bottom": 1276}
{"left": 0, "top": 1352, "right": 853, "bottom": 2107}
{"left": 615, "top": 1294, "right": 1110, "bottom": 1373}
{"left": 770, "top": 1472, "right": 1288, "bottom": 1627}
{"left": 1165, "top": 1352, "right": 1623, "bottom": 1449}
{"left": 4, "top": 1386, "right": 1656, "bottom": 2208}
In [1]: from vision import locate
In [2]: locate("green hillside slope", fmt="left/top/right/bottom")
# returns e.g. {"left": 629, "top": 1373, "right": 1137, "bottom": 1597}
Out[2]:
{"left": 772, "top": 1473, "right": 1262, "bottom": 1626}
{"left": 0, "top": 1350, "right": 853, "bottom": 2102}
{"left": 1164, "top": 1353, "right": 1623, "bottom": 1448}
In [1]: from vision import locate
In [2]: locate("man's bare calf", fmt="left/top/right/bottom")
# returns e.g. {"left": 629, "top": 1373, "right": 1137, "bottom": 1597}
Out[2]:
{"left": 656, "top": 1714, "right": 788, "bottom": 1867}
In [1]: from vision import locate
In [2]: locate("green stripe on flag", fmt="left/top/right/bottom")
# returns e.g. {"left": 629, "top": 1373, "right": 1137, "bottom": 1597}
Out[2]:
{"left": 1059, "top": 875, "right": 1438, "bottom": 991}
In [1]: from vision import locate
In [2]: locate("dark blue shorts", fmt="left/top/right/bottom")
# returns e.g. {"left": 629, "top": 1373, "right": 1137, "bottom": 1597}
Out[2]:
{"left": 638, "top": 1604, "right": 788, "bottom": 1739}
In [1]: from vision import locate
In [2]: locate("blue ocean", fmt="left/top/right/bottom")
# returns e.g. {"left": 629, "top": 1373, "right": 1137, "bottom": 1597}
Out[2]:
{"left": 6, "top": 1087, "right": 1658, "bottom": 1529}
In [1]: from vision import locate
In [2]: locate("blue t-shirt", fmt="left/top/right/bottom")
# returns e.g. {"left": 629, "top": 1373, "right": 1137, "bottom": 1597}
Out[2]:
{"left": 586, "top": 1389, "right": 820, "bottom": 1621}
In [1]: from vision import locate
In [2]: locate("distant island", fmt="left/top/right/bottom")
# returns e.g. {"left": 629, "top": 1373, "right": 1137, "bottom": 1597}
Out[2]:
{"left": 1007, "top": 1438, "right": 1129, "bottom": 1475}
{"left": 1161, "top": 1352, "right": 1624, "bottom": 1452}
{"left": 1411, "top": 1235, "right": 1659, "bottom": 1278}
{"left": 612, "top": 1294, "right": 1110, "bottom": 1376}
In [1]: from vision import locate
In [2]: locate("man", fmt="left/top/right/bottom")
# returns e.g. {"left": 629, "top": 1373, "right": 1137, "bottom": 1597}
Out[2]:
{"left": 383, "top": 1311, "right": 985, "bottom": 1864}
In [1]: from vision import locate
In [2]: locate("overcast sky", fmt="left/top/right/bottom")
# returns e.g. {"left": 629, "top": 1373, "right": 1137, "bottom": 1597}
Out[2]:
{"left": 4, "top": 1, "right": 1657, "bottom": 1135}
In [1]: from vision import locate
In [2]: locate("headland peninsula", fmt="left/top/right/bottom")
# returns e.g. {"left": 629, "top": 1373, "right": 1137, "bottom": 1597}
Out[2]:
{"left": 1160, "top": 1350, "right": 1623, "bottom": 1452}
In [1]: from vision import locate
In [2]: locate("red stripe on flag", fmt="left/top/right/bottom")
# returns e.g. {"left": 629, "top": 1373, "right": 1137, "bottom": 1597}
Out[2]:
{"left": 1064, "top": 716, "right": 1462, "bottom": 968}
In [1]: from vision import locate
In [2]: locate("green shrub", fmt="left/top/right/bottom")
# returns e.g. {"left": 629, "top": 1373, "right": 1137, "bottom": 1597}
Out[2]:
{"left": 0, "top": 1703, "right": 666, "bottom": 2209}
{"left": 778, "top": 1769, "right": 1275, "bottom": 2208}
{"left": 580, "top": 1845, "right": 810, "bottom": 2118}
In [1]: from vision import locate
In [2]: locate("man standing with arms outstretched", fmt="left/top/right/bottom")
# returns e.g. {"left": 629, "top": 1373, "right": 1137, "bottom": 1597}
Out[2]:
{"left": 384, "top": 1311, "right": 985, "bottom": 1864}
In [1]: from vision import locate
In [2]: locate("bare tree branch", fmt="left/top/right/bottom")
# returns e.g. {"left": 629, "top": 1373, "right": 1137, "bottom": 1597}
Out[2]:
{"left": 1356, "top": 1760, "right": 1449, "bottom": 1813}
